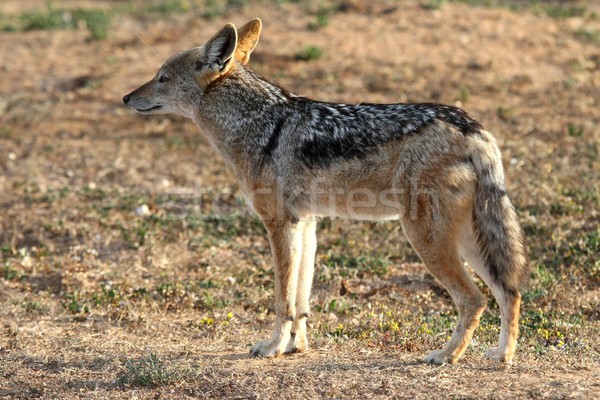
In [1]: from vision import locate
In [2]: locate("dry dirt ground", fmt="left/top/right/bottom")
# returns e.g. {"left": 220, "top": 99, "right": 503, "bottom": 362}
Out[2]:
{"left": 1, "top": 0, "right": 599, "bottom": 398}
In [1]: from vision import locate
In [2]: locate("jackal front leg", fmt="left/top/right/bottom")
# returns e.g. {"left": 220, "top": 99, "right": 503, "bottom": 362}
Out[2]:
{"left": 285, "top": 219, "right": 316, "bottom": 354}
{"left": 250, "top": 218, "right": 304, "bottom": 357}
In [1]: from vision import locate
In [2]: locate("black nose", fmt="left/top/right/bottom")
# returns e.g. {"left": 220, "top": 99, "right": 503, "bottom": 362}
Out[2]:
{"left": 123, "top": 94, "right": 130, "bottom": 104}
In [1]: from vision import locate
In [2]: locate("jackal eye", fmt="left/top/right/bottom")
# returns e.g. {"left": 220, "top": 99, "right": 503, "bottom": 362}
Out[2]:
{"left": 158, "top": 75, "right": 168, "bottom": 83}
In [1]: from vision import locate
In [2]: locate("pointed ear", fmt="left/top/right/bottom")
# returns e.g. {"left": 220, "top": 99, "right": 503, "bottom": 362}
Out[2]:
{"left": 202, "top": 23, "right": 238, "bottom": 71}
{"left": 235, "top": 18, "right": 262, "bottom": 65}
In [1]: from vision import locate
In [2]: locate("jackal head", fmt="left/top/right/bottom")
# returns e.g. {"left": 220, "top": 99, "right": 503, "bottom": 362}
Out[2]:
{"left": 123, "top": 18, "right": 262, "bottom": 118}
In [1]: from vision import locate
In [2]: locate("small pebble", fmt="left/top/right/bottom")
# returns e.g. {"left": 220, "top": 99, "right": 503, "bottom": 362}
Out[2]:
{"left": 135, "top": 204, "right": 151, "bottom": 216}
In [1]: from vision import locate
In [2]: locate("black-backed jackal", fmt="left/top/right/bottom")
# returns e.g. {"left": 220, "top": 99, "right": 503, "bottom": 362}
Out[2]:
{"left": 123, "top": 19, "right": 529, "bottom": 364}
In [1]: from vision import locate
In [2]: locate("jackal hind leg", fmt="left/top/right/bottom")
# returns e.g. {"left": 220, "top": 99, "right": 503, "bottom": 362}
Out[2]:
{"left": 458, "top": 227, "right": 521, "bottom": 364}
{"left": 401, "top": 215, "right": 486, "bottom": 365}
{"left": 250, "top": 218, "right": 304, "bottom": 357}
{"left": 285, "top": 218, "right": 317, "bottom": 354}
{"left": 483, "top": 293, "right": 520, "bottom": 364}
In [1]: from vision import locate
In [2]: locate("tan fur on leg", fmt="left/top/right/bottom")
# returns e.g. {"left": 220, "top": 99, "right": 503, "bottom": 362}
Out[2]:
{"left": 286, "top": 219, "right": 317, "bottom": 353}
{"left": 459, "top": 224, "right": 522, "bottom": 364}
{"left": 251, "top": 218, "right": 304, "bottom": 357}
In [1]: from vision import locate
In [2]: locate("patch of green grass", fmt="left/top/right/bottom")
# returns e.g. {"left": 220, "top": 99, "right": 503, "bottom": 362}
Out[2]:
{"left": 543, "top": 227, "right": 600, "bottom": 279}
{"left": 91, "top": 284, "right": 122, "bottom": 306}
{"left": 574, "top": 27, "right": 600, "bottom": 44}
{"left": 567, "top": 123, "right": 584, "bottom": 137}
{"left": 0, "top": 125, "right": 13, "bottom": 139}
{"left": 549, "top": 195, "right": 583, "bottom": 216}
{"left": 72, "top": 9, "right": 111, "bottom": 40}
{"left": 308, "top": 7, "right": 336, "bottom": 30}
{"left": 117, "top": 354, "right": 186, "bottom": 388}
{"left": 1, "top": 246, "right": 12, "bottom": 257}
{"left": 542, "top": 4, "right": 587, "bottom": 19}
{"left": 156, "top": 281, "right": 186, "bottom": 299}
{"left": 19, "top": 6, "right": 112, "bottom": 40}
{"left": 65, "top": 292, "right": 89, "bottom": 314}
{"left": 199, "top": 214, "right": 266, "bottom": 240}
{"left": 59, "top": 282, "right": 215, "bottom": 315}
{"left": 314, "top": 298, "right": 358, "bottom": 316}
{"left": 324, "top": 307, "right": 455, "bottom": 350}
{"left": 20, "top": 184, "right": 71, "bottom": 206}
{"left": 0, "top": 12, "right": 18, "bottom": 32}
{"left": 166, "top": 134, "right": 186, "bottom": 150}
{"left": 481, "top": 307, "right": 591, "bottom": 356}
{"left": 422, "top": 0, "right": 448, "bottom": 10}
{"left": 198, "top": 279, "right": 220, "bottom": 289}
{"left": 145, "top": 0, "right": 194, "bottom": 14}
{"left": 531, "top": 263, "right": 558, "bottom": 292}
{"left": 1, "top": 262, "right": 26, "bottom": 281}
{"left": 103, "top": 189, "right": 263, "bottom": 249}
{"left": 521, "top": 287, "right": 548, "bottom": 307}
{"left": 119, "top": 218, "right": 151, "bottom": 249}
{"left": 81, "top": 184, "right": 109, "bottom": 201}
{"left": 296, "top": 45, "right": 323, "bottom": 61}
{"left": 571, "top": 229, "right": 600, "bottom": 278}
{"left": 201, "top": 0, "right": 228, "bottom": 20}
{"left": 128, "top": 0, "right": 267, "bottom": 19}
{"left": 22, "top": 301, "right": 43, "bottom": 314}
{"left": 320, "top": 252, "right": 390, "bottom": 280}
{"left": 563, "top": 75, "right": 577, "bottom": 89}
{"left": 419, "top": 313, "right": 456, "bottom": 335}
{"left": 453, "top": 1, "right": 588, "bottom": 19}
{"left": 457, "top": 85, "right": 471, "bottom": 103}
{"left": 519, "top": 309, "right": 586, "bottom": 354}
{"left": 496, "top": 104, "right": 514, "bottom": 121}
{"left": 132, "top": 287, "right": 149, "bottom": 298}
{"left": 560, "top": 186, "right": 599, "bottom": 208}
{"left": 194, "top": 291, "right": 230, "bottom": 310}
{"left": 453, "top": 0, "right": 495, "bottom": 7}
{"left": 19, "top": 7, "right": 66, "bottom": 31}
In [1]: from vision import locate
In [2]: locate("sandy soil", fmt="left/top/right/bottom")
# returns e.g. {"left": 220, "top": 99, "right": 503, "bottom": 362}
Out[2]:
{"left": 1, "top": 0, "right": 599, "bottom": 398}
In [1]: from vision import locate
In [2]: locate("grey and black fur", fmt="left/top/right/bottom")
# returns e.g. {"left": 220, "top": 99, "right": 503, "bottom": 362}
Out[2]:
{"left": 123, "top": 19, "right": 529, "bottom": 365}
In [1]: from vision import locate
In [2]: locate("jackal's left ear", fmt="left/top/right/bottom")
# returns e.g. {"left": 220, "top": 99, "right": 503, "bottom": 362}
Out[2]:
{"left": 202, "top": 23, "right": 238, "bottom": 71}
{"left": 235, "top": 18, "right": 262, "bottom": 65}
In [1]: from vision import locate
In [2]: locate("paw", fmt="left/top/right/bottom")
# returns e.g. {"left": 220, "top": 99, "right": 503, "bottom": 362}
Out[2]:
{"left": 484, "top": 347, "right": 514, "bottom": 364}
{"left": 284, "top": 332, "right": 309, "bottom": 354}
{"left": 422, "top": 349, "right": 454, "bottom": 365}
{"left": 250, "top": 339, "right": 286, "bottom": 358}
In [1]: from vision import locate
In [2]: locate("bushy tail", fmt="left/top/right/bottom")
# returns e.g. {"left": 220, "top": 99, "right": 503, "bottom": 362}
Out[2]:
{"left": 470, "top": 131, "right": 529, "bottom": 296}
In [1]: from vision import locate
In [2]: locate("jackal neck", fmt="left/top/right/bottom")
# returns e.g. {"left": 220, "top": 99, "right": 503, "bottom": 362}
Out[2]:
{"left": 192, "top": 66, "right": 292, "bottom": 180}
